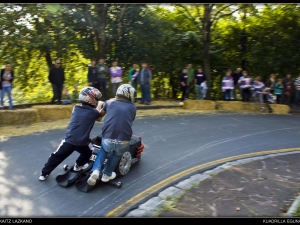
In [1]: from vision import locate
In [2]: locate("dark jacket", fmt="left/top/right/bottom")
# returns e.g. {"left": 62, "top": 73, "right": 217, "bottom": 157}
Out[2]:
{"left": 0, "top": 69, "right": 14, "bottom": 90}
{"left": 87, "top": 66, "right": 98, "bottom": 83}
{"left": 283, "top": 78, "right": 293, "bottom": 91}
{"left": 179, "top": 73, "right": 188, "bottom": 86}
{"left": 233, "top": 72, "right": 242, "bottom": 85}
{"left": 48, "top": 67, "right": 65, "bottom": 86}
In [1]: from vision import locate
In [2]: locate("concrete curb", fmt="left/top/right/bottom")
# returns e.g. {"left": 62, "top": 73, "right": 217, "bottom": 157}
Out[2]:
{"left": 124, "top": 151, "right": 300, "bottom": 217}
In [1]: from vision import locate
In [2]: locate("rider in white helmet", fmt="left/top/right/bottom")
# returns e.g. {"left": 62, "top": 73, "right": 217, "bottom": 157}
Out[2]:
{"left": 39, "top": 86, "right": 104, "bottom": 181}
{"left": 87, "top": 84, "right": 137, "bottom": 185}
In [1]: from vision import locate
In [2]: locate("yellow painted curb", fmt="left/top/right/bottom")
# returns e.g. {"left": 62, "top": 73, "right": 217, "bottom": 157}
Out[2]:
{"left": 106, "top": 147, "right": 300, "bottom": 217}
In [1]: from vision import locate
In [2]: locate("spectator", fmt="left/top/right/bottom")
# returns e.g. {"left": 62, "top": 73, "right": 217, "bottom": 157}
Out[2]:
{"left": 61, "top": 87, "right": 72, "bottom": 105}
{"left": 294, "top": 73, "right": 300, "bottom": 107}
{"left": 251, "top": 76, "right": 265, "bottom": 111}
{"left": 87, "top": 58, "right": 98, "bottom": 89}
{"left": 282, "top": 73, "right": 293, "bottom": 104}
{"left": 238, "top": 71, "right": 252, "bottom": 102}
{"left": 137, "top": 62, "right": 152, "bottom": 105}
{"left": 262, "top": 88, "right": 274, "bottom": 113}
{"left": 186, "top": 64, "right": 194, "bottom": 99}
{"left": 227, "top": 69, "right": 234, "bottom": 100}
{"left": 72, "top": 84, "right": 79, "bottom": 103}
{"left": 48, "top": 59, "right": 65, "bottom": 105}
{"left": 222, "top": 71, "right": 234, "bottom": 101}
{"left": 110, "top": 61, "right": 123, "bottom": 97}
{"left": 97, "top": 58, "right": 110, "bottom": 101}
{"left": 179, "top": 68, "right": 188, "bottom": 105}
{"left": 201, "top": 81, "right": 208, "bottom": 100}
{"left": 274, "top": 79, "right": 284, "bottom": 104}
{"left": 0, "top": 62, "right": 14, "bottom": 110}
{"left": 128, "top": 63, "right": 138, "bottom": 90}
{"left": 232, "top": 68, "right": 243, "bottom": 100}
{"left": 284, "top": 85, "right": 293, "bottom": 105}
{"left": 194, "top": 67, "right": 206, "bottom": 100}
{"left": 265, "top": 74, "right": 276, "bottom": 94}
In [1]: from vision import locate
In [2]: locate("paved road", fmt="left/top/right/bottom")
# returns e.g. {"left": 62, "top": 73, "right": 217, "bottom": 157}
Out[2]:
{"left": 1, "top": 113, "right": 300, "bottom": 217}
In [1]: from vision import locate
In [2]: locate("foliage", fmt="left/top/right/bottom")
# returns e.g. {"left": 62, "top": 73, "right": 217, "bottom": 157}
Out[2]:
{"left": 0, "top": 4, "right": 299, "bottom": 104}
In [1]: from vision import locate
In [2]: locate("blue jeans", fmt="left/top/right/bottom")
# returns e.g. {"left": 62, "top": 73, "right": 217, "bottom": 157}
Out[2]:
{"left": 1, "top": 86, "right": 13, "bottom": 109}
{"left": 112, "top": 82, "right": 121, "bottom": 98}
{"left": 224, "top": 89, "right": 232, "bottom": 100}
{"left": 91, "top": 138, "right": 130, "bottom": 176}
{"left": 195, "top": 84, "right": 203, "bottom": 100}
{"left": 97, "top": 78, "right": 108, "bottom": 101}
{"left": 140, "top": 83, "right": 151, "bottom": 103}
{"left": 62, "top": 99, "right": 72, "bottom": 105}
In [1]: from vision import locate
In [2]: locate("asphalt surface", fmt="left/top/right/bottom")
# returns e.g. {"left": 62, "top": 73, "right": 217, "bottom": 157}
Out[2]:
{"left": 1, "top": 113, "right": 300, "bottom": 217}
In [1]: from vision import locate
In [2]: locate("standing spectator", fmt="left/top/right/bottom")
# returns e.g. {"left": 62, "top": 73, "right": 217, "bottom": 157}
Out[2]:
{"left": 72, "top": 84, "right": 79, "bottom": 103}
{"left": 110, "top": 61, "right": 123, "bottom": 97}
{"left": 137, "top": 62, "right": 152, "bottom": 105}
{"left": 238, "top": 71, "right": 252, "bottom": 102}
{"left": 251, "top": 76, "right": 265, "bottom": 111}
{"left": 262, "top": 88, "right": 274, "bottom": 113}
{"left": 294, "top": 73, "right": 300, "bottom": 107}
{"left": 97, "top": 58, "right": 110, "bottom": 101}
{"left": 222, "top": 71, "right": 234, "bottom": 101}
{"left": 274, "top": 79, "right": 284, "bottom": 104}
{"left": 128, "top": 63, "right": 138, "bottom": 90}
{"left": 179, "top": 68, "right": 188, "bottom": 105}
{"left": 87, "top": 58, "right": 98, "bottom": 89}
{"left": 201, "top": 81, "right": 208, "bottom": 99}
{"left": 61, "top": 87, "right": 72, "bottom": 105}
{"left": 232, "top": 68, "right": 243, "bottom": 100}
{"left": 227, "top": 69, "right": 234, "bottom": 100}
{"left": 282, "top": 74, "right": 293, "bottom": 105}
{"left": 48, "top": 59, "right": 65, "bottom": 105}
{"left": 186, "top": 64, "right": 194, "bottom": 99}
{"left": 0, "top": 62, "right": 14, "bottom": 110}
{"left": 194, "top": 67, "right": 206, "bottom": 100}
{"left": 265, "top": 74, "right": 276, "bottom": 94}
{"left": 284, "top": 85, "right": 293, "bottom": 105}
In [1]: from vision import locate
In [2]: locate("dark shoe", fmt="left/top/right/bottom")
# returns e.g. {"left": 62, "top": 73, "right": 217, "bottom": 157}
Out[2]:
{"left": 269, "top": 109, "right": 273, "bottom": 113}
{"left": 145, "top": 102, "right": 151, "bottom": 105}
{"left": 139, "top": 102, "right": 144, "bottom": 104}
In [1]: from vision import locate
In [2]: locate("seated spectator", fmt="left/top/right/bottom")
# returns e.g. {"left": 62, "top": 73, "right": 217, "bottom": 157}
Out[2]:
{"left": 262, "top": 88, "right": 274, "bottom": 113}
{"left": 251, "top": 76, "right": 265, "bottom": 111}
{"left": 61, "top": 87, "right": 72, "bottom": 105}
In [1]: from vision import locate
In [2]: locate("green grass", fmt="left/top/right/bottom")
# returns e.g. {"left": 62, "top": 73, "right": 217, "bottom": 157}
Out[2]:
{"left": 293, "top": 202, "right": 300, "bottom": 216}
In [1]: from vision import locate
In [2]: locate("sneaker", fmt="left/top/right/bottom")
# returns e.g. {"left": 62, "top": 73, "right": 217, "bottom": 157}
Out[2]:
{"left": 101, "top": 172, "right": 116, "bottom": 182}
{"left": 73, "top": 163, "right": 89, "bottom": 171}
{"left": 260, "top": 107, "right": 264, "bottom": 112}
{"left": 179, "top": 102, "right": 184, "bottom": 106}
{"left": 87, "top": 170, "right": 100, "bottom": 186}
{"left": 39, "top": 175, "right": 49, "bottom": 181}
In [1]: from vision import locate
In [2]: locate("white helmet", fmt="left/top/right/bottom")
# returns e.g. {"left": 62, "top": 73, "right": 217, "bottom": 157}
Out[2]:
{"left": 79, "top": 86, "right": 102, "bottom": 107}
{"left": 116, "top": 84, "right": 136, "bottom": 103}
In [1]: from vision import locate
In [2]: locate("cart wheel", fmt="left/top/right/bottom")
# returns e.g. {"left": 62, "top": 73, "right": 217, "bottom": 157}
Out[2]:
{"left": 63, "top": 165, "right": 68, "bottom": 170}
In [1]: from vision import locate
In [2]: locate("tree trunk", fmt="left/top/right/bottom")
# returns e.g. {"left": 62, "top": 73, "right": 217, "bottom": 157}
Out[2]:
{"left": 241, "top": 11, "right": 247, "bottom": 71}
{"left": 202, "top": 5, "right": 213, "bottom": 99}
{"left": 96, "top": 4, "right": 107, "bottom": 58}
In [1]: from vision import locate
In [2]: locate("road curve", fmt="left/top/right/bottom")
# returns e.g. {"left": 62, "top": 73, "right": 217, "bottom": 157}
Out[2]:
{"left": 1, "top": 112, "right": 300, "bottom": 217}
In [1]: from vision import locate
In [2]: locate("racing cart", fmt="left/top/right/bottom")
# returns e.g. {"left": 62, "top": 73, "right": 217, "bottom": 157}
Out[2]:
{"left": 55, "top": 134, "right": 144, "bottom": 192}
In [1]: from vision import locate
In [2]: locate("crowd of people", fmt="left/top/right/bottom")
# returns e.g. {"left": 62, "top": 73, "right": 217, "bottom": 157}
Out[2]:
{"left": 48, "top": 58, "right": 153, "bottom": 106}
{"left": 1, "top": 59, "right": 300, "bottom": 112}
{"left": 179, "top": 64, "right": 300, "bottom": 113}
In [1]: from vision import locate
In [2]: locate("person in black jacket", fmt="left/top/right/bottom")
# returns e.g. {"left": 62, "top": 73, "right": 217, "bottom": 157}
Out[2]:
{"left": 0, "top": 62, "right": 14, "bottom": 110}
{"left": 179, "top": 68, "right": 188, "bottom": 104}
{"left": 48, "top": 59, "right": 65, "bottom": 104}
{"left": 87, "top": 58, "right": 98, "bottom": 89}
